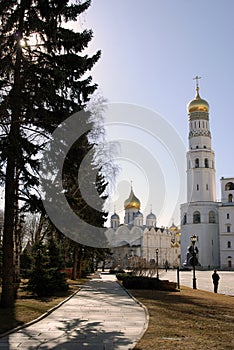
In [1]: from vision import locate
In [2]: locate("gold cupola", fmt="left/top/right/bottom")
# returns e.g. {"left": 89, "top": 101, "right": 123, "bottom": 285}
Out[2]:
{"left": 124, "top": 187, "right": 141, "bottom": 210}
{"left": 187, "top": 76, "right": 209, "bottom": 113}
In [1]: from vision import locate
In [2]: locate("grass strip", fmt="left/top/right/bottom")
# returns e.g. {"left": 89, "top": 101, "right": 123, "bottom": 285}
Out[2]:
{"left": 130, "top": 286, "right": 234, "bottom": 350}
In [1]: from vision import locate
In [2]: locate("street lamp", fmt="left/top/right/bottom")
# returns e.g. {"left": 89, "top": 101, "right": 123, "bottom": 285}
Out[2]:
{"left": 190, "top": 235, "right": 198, "bottom": 289}
{"left": 155, "top": 248, "right": 159, "bottom": 279}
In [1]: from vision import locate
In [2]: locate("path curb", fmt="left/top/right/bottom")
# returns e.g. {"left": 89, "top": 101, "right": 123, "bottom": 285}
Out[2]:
{"left": 0, "top": 288, "right": 79, "bottom": 339}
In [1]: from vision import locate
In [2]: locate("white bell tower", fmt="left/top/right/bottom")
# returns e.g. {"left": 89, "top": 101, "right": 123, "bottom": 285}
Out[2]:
{"left": 180, "top": 77, "right": 220, "bottom": 269}
{"left": 186, "top": 76, "right": 216, "bottom": 203}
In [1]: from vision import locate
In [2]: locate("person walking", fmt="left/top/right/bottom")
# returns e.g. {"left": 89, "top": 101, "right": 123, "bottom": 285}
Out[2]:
{"left": 212, "top": 270, "right": 220, "bottom": 293}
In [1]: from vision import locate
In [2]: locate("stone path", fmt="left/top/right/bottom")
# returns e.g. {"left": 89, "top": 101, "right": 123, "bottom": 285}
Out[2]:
{"left": 0, "top": 274, "right": 148, "bottom": 350}
{"left": 159, "top": 269, "right": 234, "bottom": 295}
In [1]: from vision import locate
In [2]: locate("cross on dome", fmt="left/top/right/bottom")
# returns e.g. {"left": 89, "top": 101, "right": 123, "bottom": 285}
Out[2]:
{"left": 187, "top": 76, "right": 209, "bottom": 113}
{"left": 193, "top": 75, "right": 201, "bottom": 88}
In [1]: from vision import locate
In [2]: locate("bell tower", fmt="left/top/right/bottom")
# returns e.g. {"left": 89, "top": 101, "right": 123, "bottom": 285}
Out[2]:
{"left": 180, "top": 77, "right": 220, "bottom": 269}
{"left": 186, "top": 76, "right": 216, "bottom": 202}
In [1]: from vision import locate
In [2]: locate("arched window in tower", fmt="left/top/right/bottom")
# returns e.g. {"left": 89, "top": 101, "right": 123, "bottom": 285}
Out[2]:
{"left": 227, "top": 225, "right": 231, "bottom": 233}
{"left": 209, "top": 211, "right": 215, "bottom": 223}
{"left": 204, "top": 158, "right": 209, "bottom": 168}
{"left": 227, "top": 241, "right": 231, "bottom": 248}
{"left": 228, "top": 194, "right": 233, "bottom": 203}
{"left": 225, "top": 182, "right": 234, "bottom": 190}
{"left": 195, "top": 158, "right": 199, "bottom": 168}
{"left": 182, "top": 213, "right": 187, "bottom": 225}
{"left": 193, "top": 211, "right": 201, "bottom": 224}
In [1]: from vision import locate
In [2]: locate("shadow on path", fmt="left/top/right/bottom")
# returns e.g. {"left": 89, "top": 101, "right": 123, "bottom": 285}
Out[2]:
{"left": 0, "top": 278, "right": 146, "bottom": 349}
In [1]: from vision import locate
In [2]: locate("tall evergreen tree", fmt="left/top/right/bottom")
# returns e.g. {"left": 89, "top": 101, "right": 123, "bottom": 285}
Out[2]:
{"left": 46, "top": 235, "right": 68, "bottom": 293}
{"left": 27, "top": 236, "right": 68, "bottom": 296}
{"left": 27, "top": 240, "right": 50, "bottom": 297}
{"left": 20, "top": 247, "right": 32, "bottom": 278}
{"left": 0, "top": 0, "right": 103, "bottom": 307}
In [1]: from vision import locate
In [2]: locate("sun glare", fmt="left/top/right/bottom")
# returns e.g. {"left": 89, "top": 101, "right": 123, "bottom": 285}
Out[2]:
{"left": 20, "top": 38, "right": 26, "bottom": 47}
{"left": 20, "top": 33, "right": 42, "bottom": 48}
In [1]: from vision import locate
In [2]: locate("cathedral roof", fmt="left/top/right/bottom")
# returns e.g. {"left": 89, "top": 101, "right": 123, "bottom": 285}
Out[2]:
{"left": 111, "top": 212, "right": 119, "bottom": 220}
{"left": 124, "top": 187, "right": 141, "bottom": 210}
{"left": 187, "top": 85, "right": 209, "bottom": 113}
{"left": 134, "top": 211, "right": 143, "bottom": 218}
{"left": 146, "top": 212, "right": 156, "bottom": 219}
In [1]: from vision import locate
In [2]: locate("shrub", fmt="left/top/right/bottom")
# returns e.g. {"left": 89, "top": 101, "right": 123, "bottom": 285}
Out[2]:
{"left": 121, "top": 275, "right": 177, "bottom": 291}
{"left": 109, "top": 268, "right": 125, "bottom": 274}
{"left": 116, "top": 272, "right": 130, "bottom": 281}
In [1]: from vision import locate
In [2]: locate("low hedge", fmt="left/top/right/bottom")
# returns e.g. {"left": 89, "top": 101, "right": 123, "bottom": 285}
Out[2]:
{"left": 109, "top": 268, "right": 125, "bottom": 274}
{"left": 116, "top": 272, "right": 132, "bottom": 280}
{"left": 117, "top": 274, "right": 177, "bottom": 291}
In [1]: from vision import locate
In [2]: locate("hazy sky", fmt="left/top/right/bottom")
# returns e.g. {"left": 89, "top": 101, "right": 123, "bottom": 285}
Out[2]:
{"left": 81, "top": 0, "right": 234, "bottom": 226}
{"left": 2, "top": 1, "right": 232, "bottom": 229}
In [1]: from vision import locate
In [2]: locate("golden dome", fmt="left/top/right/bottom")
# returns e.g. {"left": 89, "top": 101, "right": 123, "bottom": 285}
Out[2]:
{"left": 187, "top": 87, "right": 209, "bottom": 113}
{"left": 124, "top": 187, "right": 140, "bottom": 210}
{"left": 169, "top": 222, "right": 180, "bottom": 234}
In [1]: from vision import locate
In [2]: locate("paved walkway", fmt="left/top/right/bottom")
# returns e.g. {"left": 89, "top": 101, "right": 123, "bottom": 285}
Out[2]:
{"left": 0, "top": 274, "right": 148, "bottom": 350}
{"left": 159, "top": 270, "right": 234, "bottom": 296}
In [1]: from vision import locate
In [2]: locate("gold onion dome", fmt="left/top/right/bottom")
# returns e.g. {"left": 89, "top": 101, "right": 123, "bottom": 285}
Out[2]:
{"left": 124, "top": 187, "right": 141, "bottom": 210}
{"left": 169, "top": 222, "right": 178, "bottom": 232}
{"left": 187, "top": 86, "right": 209, "bottom": 113}
{"left": 169, "top": 222, "right": 180, "bottom": 236}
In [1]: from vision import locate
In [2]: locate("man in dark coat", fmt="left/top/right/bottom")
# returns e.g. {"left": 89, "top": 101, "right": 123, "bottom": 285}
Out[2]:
{"left": 212, "top": 270, "right": 220, "bottom": 293}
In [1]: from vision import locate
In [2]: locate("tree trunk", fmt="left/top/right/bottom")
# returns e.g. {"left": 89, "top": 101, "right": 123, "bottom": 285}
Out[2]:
{"left": 1, "top": 2, "right": 24, "bottom": 307}
{"left": 1, "top": 151, "right": 16, "bottom": 307}
{"left": 14, "top": 177, "right": 21, "bottom": 288}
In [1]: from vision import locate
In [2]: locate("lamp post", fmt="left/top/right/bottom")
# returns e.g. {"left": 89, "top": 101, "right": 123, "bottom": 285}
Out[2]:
{"left": 190, "top": 235, "right": 198, "bottom": 289}
{"left": 155, "top": 248, "right": 159, "bottom": 279}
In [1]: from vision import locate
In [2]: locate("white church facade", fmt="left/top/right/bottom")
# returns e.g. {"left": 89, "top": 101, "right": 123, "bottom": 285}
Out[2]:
{"left": 180, "top": 79, "right": 234, "bottom": 270}
{"left": 219, "top": 178, "right": 234, "bottom": 269}
{"left": 106, "top": 187, "right": 180, "bottom": 269}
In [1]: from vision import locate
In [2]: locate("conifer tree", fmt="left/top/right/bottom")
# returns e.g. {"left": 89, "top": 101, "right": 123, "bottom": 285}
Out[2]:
{"left": 27, "top": 236, "right": 68, "bottom": 296}
{"left": 0, "top": 0, "right": 103, "bottom": 307}
{"left": 46, "top": 235, "right": 68, "bottom": 293}
{"left": 27, "top": 240, "right": 50, "bottom": 297}
{"left": 20, "top": 248, "right": 32, "bottom": 278}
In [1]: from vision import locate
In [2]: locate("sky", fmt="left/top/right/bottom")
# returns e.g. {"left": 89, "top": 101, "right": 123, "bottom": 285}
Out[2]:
{"left": 1, "top": 0, "right": 233, "bottom": 229}
{"left": 77, "top": 0, "right": 234, "bottom": 227}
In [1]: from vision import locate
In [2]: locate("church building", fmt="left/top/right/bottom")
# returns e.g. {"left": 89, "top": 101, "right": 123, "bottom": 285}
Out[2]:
{"left": 180, "top": 78, "right": 234, "bottom": 270}
{"left": 106, "top": 186, "right": 180, "bottom": 270}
